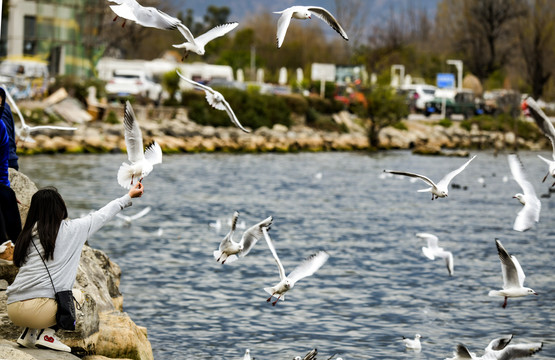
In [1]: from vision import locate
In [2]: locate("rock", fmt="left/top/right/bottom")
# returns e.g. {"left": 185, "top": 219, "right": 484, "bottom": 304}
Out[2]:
{"left": 8, "top": 168, "right": 38, "bottom": 224}
{"left": 95, "top": 312, "right": 153, "bottom": 360}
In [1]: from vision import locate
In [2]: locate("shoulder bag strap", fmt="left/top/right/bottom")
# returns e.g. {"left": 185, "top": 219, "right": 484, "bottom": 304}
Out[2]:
{"left": 31, "top": 239, "right": 57, "bottom": 294}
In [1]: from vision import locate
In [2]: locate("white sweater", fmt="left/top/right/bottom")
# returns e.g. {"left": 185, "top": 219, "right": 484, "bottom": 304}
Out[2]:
{"left": 7, "top": 194, "right": 132, "bottom": 304}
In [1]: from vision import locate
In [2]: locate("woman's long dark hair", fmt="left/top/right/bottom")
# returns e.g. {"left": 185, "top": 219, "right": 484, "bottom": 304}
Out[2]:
{"left": 13, "top": 187, "right": 67, "bottom": 267}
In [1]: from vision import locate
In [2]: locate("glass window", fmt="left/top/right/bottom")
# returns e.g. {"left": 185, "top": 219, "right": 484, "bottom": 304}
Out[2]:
{"left": 23, "top": 16, "right": 37, "bottom": 56}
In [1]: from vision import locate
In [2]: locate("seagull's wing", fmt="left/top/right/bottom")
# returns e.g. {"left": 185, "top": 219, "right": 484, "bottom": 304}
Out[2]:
{"left": 486, "top": 335, "right": 513, "bottom": 351}
{"left": 123, "top": 101, "right": 144, "bottom": 163}
{"left": 495, "top": 239, "right": 523, "bottom": 289}
{"left": 416, "top": 232, "right": 439, "bottom": 249}
{"left": 496, "top": 343, "right": 543, "bottom": 360}
{"left": 3, "top": 84, "right": 27, "bottom": 127}
{"left": 176, "top": 70, "right": 214, "bottom": 93}
{"left": 275, "top": 9, "right": 294, "bottom": 48}
{"left": 508, "top": 154, "right": 538, "bottom": 200}
{"left": 229, "top": 211, "right": 239, "bottom": 232}
{"left": 194, "top": 22, "right": 239, "bottom": 48}
{"left": 27, "top": 125, "right": 77, "bottom": 132}
{"left": 144, "top": 141, "right": 163, "bottom": 166}
{"left": 437, "top": 155, "right": 477, "bottom": 188}
{"left": 439, "top": 250, "right": 454, "bottom": 276}
{"left": 451, "top": 344, "right": 474, "bottom": 359}
{"left": 238, "top": 216, "right": 273, "bottom": 257}
{"left": 287, "top": 250, "right": 329, "bottom": 286}
{"left": 175, "top": 23, "right": 196, "bottom": 44}
{"left": 217, "top": 214, "right": 237, "bottom": 253}
{"left": 384, "top": 170, "right": 437, "bottom": 187}
{"left": 526, "top": 97, "right": 555, "bottom": 158}
{"left": 115, "top": 213, "right": 131, "bottom": 222}
{"left": 513, "top": 203, "right": 540, "bottom": 232}
{"left": 220, "top": 96, "right": 250, "bottom": 133}
{"left": 134, "top": 6, "right": 181, "bottom": 30}
{"left": 307, "top": 6, "right": 349, "bottom": 41}
{"left": 128, "top": 206, "right": 152, "bottom": 221}
{"left": 262, "top": 227, "right": 286, "bottom": 281}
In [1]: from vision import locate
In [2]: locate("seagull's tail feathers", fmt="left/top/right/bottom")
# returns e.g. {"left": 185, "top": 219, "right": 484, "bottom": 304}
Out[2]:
{"left": 213, "top": 250, "right": 222, "bottom": 261}
{"left": 417, "top": 187, "right": 432, "bottom": 193}
{"left": 205, "top": 93, "right": 226, "bottom": 111}
{"left": 224, "top": 255, "right": 238, "bottom": 264}
{"left": 264, "top": 287, "right": 274, "bottom": 297}
{"left": 488, "top": 290, "right": 502, "bottom": 297}
{"left": 144, "top": 141, "right": 163, "bottom": 165}
{"left": 272, "top": 10, "right": 285, "bottom": 14}
{"left": 117, "top": 163, "right": 134, "bottom": 189}
{"left": 537, "top": 154, "right": 553, "bottom": 165}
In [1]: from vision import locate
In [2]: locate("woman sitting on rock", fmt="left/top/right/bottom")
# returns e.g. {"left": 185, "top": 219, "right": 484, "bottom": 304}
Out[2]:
{"left": 6, "top": 182, "right": 144, "bottom": 352}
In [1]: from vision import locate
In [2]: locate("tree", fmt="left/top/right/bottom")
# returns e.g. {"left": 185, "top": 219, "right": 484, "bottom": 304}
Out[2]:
{"left": 516, "top": 0, "right": 555, "bottom": 99}
{"left": 359, "top": 86, "right": 408, "bottom": 149}
{"left": 435, "top": 0, "right": 526, "bottom": 82}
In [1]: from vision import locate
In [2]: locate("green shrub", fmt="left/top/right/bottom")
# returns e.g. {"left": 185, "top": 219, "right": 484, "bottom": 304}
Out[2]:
{"left": 305, "top": 108, "right": 347, "bottom": 132}
{"left": 392, "top": 121, "right": 408, "bottom": 131}
{"left": 460, "top": 114, "right": 542, "bottom": 140}
{"left": 183, "top": 88, "right": 292, "bottom": 130}
{"left": 438, "top": 118, "right": 453, "bottom": 128}
{"left": 306, "top": 96, "right": 345, "bottom": 114}
{"left": 280, "top": 94, "right": 308, "bottom": 114}
{"left": 105, "top": 110, "right": 120, "bottom": 124}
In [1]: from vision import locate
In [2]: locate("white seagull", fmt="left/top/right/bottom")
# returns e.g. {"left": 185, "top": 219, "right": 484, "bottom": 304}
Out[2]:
{"left": 385, "top": 155, "right": 477, "bottom": 200}
{"left": 416, "top": 233, "right": 454, "bottom": 276}
{"left": 522, "top": 96, "right": 555, "bottom": 186}
{"left": 116, "top": 206, "right": 151, "bottom": 226}
{"left": 488, "top": 239, "right": 537, "bottom": 308}
{"left": 507, "top": 154, "right": 541, "bottom": 232}
{"left": 173, "top": 22, "right": 239, "bottom": 56}
{"left": 402, "top": 334, "right": 422, "bottom": 351}
{"left": 214, "top": 212, "right": 272, "bottom": 264}
{"left": 445, "top": 335, "right": 543, "bottom": 360}
{"left": 108, "top": 0, "right": 181, "bottom": 30}
{"left": 117, "top": 100, "right": 162, "bottom": 189}
{"left": 262, "top": 227, "right": 329, "bottom": 306}
{"left": 273, "top": 6, "right": 348, "bottom": 48}
{"left": 176, "top": 70, "right": 249, "bottom": 132}
{"left": 3, "top": 85, "right": 76, "bottom": 143}
{"left": 243, "top": 349, "right": 252, "bottom": 360}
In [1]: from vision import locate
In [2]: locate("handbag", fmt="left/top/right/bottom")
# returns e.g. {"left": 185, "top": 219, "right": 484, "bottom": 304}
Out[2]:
{"left": 31, "top": 240, "right": 78, "bottom": 330}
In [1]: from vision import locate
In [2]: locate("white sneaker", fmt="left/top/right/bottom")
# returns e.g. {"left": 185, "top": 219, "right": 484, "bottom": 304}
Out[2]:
{"left": 16, "top": 327, "right": 37, "bottom": 348}
{"left": 35, "top": 328, "right": 71, "bottom": 352}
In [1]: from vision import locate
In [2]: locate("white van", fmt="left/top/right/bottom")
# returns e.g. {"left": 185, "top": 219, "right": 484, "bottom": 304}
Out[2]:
{"left": 400, "top": 84, "right": 437, "bottom": 113}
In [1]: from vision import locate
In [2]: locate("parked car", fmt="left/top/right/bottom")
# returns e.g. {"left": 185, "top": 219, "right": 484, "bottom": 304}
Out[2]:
{"left": 106, "top": 69, "right": 163, "bottom": 105}
{"left": 425, "top": 90, "right": 484, "bottom": 119}
{"left": 400, "top": 84, "right": 437, "bottom": 113}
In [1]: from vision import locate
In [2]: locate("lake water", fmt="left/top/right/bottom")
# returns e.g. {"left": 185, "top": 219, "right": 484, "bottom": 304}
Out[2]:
{"left": 19, "top": 150, "right": 554, "bottom": 359}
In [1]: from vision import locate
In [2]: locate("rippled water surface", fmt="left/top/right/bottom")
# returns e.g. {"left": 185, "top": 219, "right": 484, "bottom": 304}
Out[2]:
{"left": 19, "top": 151, "right": 554, "bottom": 359}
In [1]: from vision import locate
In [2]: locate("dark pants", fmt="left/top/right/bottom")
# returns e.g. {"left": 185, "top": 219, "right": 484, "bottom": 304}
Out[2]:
{"left": 0, "top": 184, "right": 21, "bottom": 243}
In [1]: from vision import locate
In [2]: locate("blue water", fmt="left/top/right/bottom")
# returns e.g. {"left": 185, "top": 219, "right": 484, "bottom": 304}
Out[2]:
{"left": 19, "top": 151, "right": 554, "bottom": 359}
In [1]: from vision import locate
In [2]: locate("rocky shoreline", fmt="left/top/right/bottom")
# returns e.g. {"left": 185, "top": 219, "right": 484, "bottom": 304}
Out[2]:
{"left": 0, "top": 169, "right": 153, "bottom": 360}
{"left": 15, "top": 104, "right": 550, "bottom": 156}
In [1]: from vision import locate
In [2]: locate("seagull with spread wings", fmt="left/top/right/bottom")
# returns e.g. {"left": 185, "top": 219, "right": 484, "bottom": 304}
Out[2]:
{"left": 2, "top": 86, "right": 76, "bottom": 143}
{"left": 116, "top": 206, "right": 151, "bottom": 226}
{"left": 416, "top": 233, "right": 454, "bottom": 276}
{"left": 117, "top": 101, "right": 162, "bottom": 189}
{"left": 507, "top": 154, "right": 541, "bottom": 232}
{"left": 172, "top": 22, "right": 238, "bottom": 56}
{"left": 273, "top": 6, "right": 348, "bottom": 48}
{"left": 488, "top": 239, "right": 537, "bottom": 308}
{"left": 214, "top": 212, "right": 272, "bottom": 264}
{"left": 385, "top": 155, "right": 477, "bottom": 200}
{"left": 176, "top": 70, "right": 249, "bottom": 132}
{"left": 522, "top": 96, "right": 555, "bottom": 186}
{"left": 262, "top": 227, "right": 329, "bottom": 306}
{"left": 445, "top": 334, "right": 543, "bottom": 360}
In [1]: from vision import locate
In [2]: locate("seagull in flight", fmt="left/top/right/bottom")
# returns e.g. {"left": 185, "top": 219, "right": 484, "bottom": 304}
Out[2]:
{"left": 176, "top": 70, "right": 249, "bottom": 132}
{"left": 522, "top": 96, "right": 555, "bottom": 186}
{"left": 416, "top": 233, "right": 454, "bottom": 276}
{"left": 214, "top": 212, "right": 272, "bottom": 264}
{"left": 173, "top": 22, "right": 238, "bottom": 57}
{"left": 116, "top": 206, "right": 151, "bottom": 226}
{"left": 2, "top": 86, "right": 76, "bottom": 143}
{"left": 403, "top": 334, "right": 422, "bottom": 351}
{"left": 273, "top": 6, "right": 348, "bottom": 48}
{"left": 108, "top": 0, "right": 182, "bottom": 30}
{"left": 488, "top": 239, "right": 537, "bottom": 308}
{"left": 507, "top": 154, "right": 541, "bottom": 232}
{"left": 117, "top": 101, "right": 162, "bottom": 189}
{"left": 262, "top": 227, "right": 329, "bottom": 306}
{"left": 385, "top": 155, "right": 477, "bottom": 200}
{"left": 445, "top": 335, "right": 543, "bottom": 360}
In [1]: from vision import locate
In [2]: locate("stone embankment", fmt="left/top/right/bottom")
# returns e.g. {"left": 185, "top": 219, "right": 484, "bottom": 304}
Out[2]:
{"left": 15, "top": 104, "right": 549, "bottom": 155}
{"left": 0, "top": 170, "right": 153, "bottom": 360}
